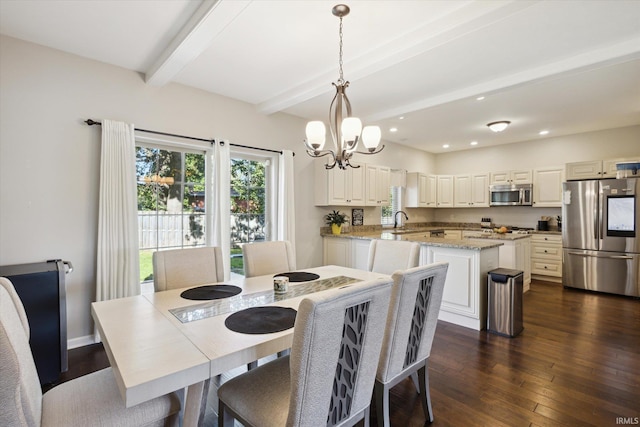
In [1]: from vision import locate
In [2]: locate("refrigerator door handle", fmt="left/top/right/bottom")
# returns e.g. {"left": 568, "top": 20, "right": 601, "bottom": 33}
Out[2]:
{"left": 567, "top": 252, "right": 633, "bottom": 260}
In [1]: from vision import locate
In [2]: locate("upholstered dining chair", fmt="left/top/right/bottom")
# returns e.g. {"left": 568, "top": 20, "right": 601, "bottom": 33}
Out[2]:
{"left": 217, "top": 276, "right": 394, "bottom": 427}
{"left": 367, "top": 239, "right": 421, "bottom": 275}
{"left": 374, "top": 262, "right": 449, "bottom": 426}
{"left": 153, "top": 246, "right": 225, "bottom": 292}
{"left": 0, "top": 278, "right": 181, "bottom": 427}
{"left": 241, "top": 240, "right": 296, "bottom": 278}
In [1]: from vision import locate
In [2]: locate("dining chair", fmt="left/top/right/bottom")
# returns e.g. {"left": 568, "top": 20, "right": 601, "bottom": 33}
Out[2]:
{"left": 0, "top": 278, "right": 181, "bottom": 427}
{"left": 367, "top": 239, "right": 421, "bottom": 275}
{"left": 374, "top": 262, "right": 449, "bottom": 426}
{"left": 241, "top": 240, "right": 296, "bottom": 278}
{"left": 217, "top": 276, "right": 394, "bottom": 427}
{"left": 153, "top": 246, "right": 225, "bottom": 291}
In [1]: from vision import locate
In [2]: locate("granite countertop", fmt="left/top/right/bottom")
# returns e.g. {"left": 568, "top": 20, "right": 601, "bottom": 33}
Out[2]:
{"left": 323, "top": 230, "right": 503, "bottom": 251}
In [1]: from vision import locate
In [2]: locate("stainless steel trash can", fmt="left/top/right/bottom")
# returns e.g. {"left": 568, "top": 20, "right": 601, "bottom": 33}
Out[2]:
{"left": 487, "top": 268, "right": 523, "bottom": 337}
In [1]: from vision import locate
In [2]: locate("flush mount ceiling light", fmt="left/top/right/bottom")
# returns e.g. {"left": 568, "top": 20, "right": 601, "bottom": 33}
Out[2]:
{"left": 304, "top": 4, "right": 384, "bottom": 170}
{"left": 487, "top": 121, "right": 511, "bottom": 132}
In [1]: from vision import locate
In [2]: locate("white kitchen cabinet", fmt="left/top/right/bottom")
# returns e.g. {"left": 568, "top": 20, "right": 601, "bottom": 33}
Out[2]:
{"left": 454, "top": 173, "right": 489, "bottom": 207}
{"left": 490, "top": 170, "right": 532, "bottom": 185}
{"left": 530, "top": 234, "right": 562, "bottom": 282}
{"left": 436, "top": 175, "right": 454, "bottom": 207}
{"left": 314, "top": 160, "right": 365, "bottom": 206}
{"left": 468, "top": 237, "right": 532, "bottom": 292}
{"left": 565, "top": 157, "right": 640, "bottom": 181}
{"left": 365, "top": 164, "right": 391, "bottom": 206}
{"left": 406, "top": 172, "right": 436, "bottom": 207}
{"left": 533, "top": 166, "right": 564, "bottom": 207}
{"left": 351, "top": 239, "right": 371, "bottom": 270}
{"left": 420, "top": 244, "right": 499, "bottom": 331}
{"left": 323, "top": 237, "right": 351, "bottom": 267}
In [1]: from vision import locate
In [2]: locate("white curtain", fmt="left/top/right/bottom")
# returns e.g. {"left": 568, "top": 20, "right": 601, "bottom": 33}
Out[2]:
{"left": 96, "top": 120, "right": 140, "bottom": 302}
{"left": 206, "top": 140, "right": 231, "bottom": 280}
{"left": 277, "top": 150, "right": 296, "bottom": 256}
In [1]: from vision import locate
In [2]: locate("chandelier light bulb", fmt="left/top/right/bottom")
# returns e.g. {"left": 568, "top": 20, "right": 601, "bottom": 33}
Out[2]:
{"left": 341, "top": 117, "right": 362, "bottom": 145}
{"left": 361, "top": 126, "right": 382, "bottom": 150}
{"left": 305, "top": 121, "right": 326, "bottom": 150}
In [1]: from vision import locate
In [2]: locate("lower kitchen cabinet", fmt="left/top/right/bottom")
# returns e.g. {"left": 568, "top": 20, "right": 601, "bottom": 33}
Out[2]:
{"left": 468, "top": 237, "right": 531, "bottom": 292}
{"left": 323, "top": 236, "right": 352, "bottom": 267}
{"left": 530, "top": 234, "right": 562, "bottom": 282}
{"left": 323, "top": 236, "right": 371, "bottom": 269}
{"left": 350, "top": 238, "right": 371, "bottom": 270}
{"left": 420, "top": 245, "right": 499, "bottom": 331}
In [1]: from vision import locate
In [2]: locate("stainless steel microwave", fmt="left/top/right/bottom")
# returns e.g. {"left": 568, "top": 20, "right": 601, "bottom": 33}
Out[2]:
{"left": 490, "top": 183, "right": 533, "bottom": 206}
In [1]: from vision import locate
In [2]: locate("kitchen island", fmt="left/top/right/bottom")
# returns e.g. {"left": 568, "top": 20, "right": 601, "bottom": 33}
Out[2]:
{"left": 322, "top": 230, "right": 501, "bottom": 331}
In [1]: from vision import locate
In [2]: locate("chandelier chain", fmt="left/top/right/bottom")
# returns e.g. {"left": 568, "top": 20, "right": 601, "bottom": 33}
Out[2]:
{"left": 338, "top": 16, "right": 344, "bottom": 84}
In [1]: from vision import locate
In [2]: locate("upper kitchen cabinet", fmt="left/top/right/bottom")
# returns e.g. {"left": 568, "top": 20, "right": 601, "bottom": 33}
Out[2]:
{"left": 437, "top": 175, "right": 454, "bottom": 208}
{"left": 532, "top": 166, "right": 564, "bottom": 207}
{"left": 406, "top": 172, "right": 436, "bottom": 207}
{"left": 490, "top": 170, "right": 532, "bottom": 185}
{"left": 314, "top": 160, "right": 365, "bottom": 206}
{"left": 454, "top": 173, "right": 490, "bottom": 207}
{"left": 566, "top": 157, "right": 640, "bottom": 180}
{"left": 365, "top": 164, "right": 390, "bottom": 206}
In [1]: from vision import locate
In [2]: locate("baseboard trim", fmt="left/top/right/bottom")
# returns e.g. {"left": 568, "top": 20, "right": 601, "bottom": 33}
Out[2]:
{"left": 68, "top": 335, "right": 96, "bottom": 349}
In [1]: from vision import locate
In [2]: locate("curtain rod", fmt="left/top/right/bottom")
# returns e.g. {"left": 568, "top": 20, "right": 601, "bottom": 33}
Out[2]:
{"left": 84, "top": 119, "right": 291, "bottom": 156}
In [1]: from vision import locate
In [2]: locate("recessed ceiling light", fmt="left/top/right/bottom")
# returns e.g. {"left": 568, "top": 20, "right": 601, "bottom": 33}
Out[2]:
{"left": 442, "top": 144, "right": 450, "bottom": 149}
{"left": 399, "top": 116, "right": 405, "bottom": 120}
{"left": 390, "top": 127, "right": 398, "bottom": 132}
{"left": 539, "top": 130, "right": 549, "bottom": 135}
{"left": 476, "top": 96, "right": 485, "bottom": 101}
{"left": 470, "top": 141, "right": 478, "bottom": 146}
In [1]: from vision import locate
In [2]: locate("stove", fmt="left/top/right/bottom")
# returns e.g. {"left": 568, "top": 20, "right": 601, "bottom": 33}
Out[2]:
{"left": 510, "top": 227, "right": 534, "bottom": 234}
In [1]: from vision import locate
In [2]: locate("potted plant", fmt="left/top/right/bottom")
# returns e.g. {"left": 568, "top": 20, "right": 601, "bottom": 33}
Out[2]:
{"left": 324, "top": 210, "right": 349, "bottom": 235}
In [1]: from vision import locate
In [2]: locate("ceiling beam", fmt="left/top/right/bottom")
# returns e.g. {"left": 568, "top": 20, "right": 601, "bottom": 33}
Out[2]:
{"left": 256, "top": 0, "right": 537, "bottom": 115}
{"left": 145, "top": 0, "right": 251, "bottom": 86}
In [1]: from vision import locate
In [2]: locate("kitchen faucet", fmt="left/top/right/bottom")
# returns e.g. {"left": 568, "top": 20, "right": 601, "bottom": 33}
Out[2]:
{"left": 394, "top": 210, "right": 409, "bottom": 228}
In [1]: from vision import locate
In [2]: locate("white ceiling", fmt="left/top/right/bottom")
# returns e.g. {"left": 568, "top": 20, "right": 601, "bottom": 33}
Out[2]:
{"left": 1, "top": 0, "right": 639, "bottom": 153}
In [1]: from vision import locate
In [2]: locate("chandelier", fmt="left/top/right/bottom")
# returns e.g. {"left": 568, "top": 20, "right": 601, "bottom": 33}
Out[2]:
{"left": 304, "top": 4, "right": 384, "bottom": 170}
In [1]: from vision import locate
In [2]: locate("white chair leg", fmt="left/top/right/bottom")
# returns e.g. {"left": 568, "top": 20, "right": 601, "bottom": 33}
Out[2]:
{"left": 410, "top": 371, "right": 420, "bottom": 393}
{"left": 418, "top": 362, "right": 434, "bottom": 423}
{"left": 374, "top": 380, "right": 391, "bottom": 427}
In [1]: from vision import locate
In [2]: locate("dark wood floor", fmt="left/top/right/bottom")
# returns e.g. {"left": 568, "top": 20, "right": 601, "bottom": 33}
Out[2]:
{"left": 50, "top": 280, "right": 640, "bottom": 426}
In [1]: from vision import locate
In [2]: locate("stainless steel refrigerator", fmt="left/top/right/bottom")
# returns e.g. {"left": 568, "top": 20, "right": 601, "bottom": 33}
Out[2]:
{"left": 562, "top": 178, "right": 640, "bottom": 297}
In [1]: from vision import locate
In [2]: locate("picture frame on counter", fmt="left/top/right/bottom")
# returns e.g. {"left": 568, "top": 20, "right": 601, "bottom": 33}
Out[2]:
{"left": 351, "top": 208, "right": 364, "bottom": 226}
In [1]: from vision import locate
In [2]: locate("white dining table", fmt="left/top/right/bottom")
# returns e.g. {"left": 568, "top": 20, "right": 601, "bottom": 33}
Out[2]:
{"left": 91, "top": 265, "right": 389, "bottom": 427}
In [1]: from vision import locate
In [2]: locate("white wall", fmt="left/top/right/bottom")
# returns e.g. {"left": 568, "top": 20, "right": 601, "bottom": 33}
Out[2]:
{"left": 0, "top": 36, "right": 319, "bottom": 343}
{"left": 0, "top": 35, "right": 437, "bottom": 344}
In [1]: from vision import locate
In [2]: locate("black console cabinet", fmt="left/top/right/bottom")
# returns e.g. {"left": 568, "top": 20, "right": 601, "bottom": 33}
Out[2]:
{"left": 0, "top": 260, "right": 72, "bottom": 385}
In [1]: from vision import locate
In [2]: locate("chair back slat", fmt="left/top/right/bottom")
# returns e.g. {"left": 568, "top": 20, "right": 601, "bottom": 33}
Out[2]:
{"left": 286, "top": 278, "right": 392, "bottom": 427}
{"left": 377, "top": 262, "right": 448, "bottom": 382}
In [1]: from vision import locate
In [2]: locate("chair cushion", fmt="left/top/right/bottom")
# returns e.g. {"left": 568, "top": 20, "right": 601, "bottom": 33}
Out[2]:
{"left": 0, "top": 277, "right": 29, "bottom": 338}
{"left": 368, "top": 240, "right": 420, "bottom": 275}
{"left": 218, "top": 356, "right": 291, "bottom": 427}
{"left": 42, "top": 367, "right": 180, "bottom": 427}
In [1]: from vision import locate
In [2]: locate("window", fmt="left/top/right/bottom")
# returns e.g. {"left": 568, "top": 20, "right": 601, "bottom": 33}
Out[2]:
{"left": 136, "top": 145, "right": 206, "bottom": 284}
{"left": 230, "top": 153, "right": 274, "bottom": 275}
{"left": 381, "top": 187, "right": 402, "bottom": 226}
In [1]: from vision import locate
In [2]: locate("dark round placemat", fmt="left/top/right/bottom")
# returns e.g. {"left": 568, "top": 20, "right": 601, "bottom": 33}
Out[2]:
{"left": 180, "top": 284, "right": 242, "bottom": 301}
{"left": 225, "top": 306, "right": 297, "bottom": 334}
{"left": 273, "top": 271, "right": 320, "bottom": 282}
